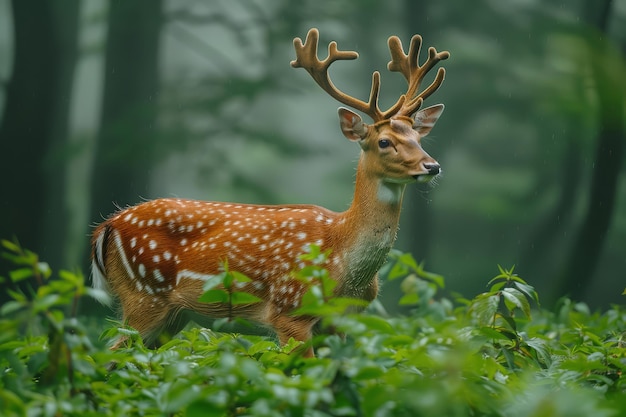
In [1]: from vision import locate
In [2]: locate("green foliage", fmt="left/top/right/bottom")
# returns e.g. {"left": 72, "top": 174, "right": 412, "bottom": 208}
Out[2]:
{"left": 1, "top": 240, "right": 624, "bottom": 416}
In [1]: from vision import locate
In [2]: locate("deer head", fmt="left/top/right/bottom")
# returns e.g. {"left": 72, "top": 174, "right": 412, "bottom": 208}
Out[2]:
{"left": 291, "top": 28, "right": 449, "bottom": 184}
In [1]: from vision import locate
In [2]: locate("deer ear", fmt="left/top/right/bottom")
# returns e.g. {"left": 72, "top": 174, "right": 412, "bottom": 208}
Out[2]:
{"left": 413, "top": 104, "right": 445, "bottom": 137}
{"left": 338, "top": 107, "right": 368, "bottom": 141}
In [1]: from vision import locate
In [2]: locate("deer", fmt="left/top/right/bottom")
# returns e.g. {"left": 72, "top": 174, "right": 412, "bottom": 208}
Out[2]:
{"left": 91, "top": 28, "right": 450, "bottom": 357}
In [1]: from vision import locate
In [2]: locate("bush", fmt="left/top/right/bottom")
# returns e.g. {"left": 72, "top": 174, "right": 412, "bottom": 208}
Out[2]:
{"left": 0, "top": 240, "right": 624, "bottom": 416}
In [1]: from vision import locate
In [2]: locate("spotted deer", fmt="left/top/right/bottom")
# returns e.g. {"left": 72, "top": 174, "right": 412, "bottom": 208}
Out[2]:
{"left": 91, "top": 28, "right": 450, "bottom": 357}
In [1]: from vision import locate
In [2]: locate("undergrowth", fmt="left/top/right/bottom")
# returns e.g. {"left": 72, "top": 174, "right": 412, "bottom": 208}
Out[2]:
{"left": 0, "top": 239, "right": 624, "bottom": 416}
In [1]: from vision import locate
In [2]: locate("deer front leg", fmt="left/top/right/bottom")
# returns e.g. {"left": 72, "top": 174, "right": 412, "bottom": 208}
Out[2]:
{"left": 270, "top": 313, "right": 317, "bottom": 358}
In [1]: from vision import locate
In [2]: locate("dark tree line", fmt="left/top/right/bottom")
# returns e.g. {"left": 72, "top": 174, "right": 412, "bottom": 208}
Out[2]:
{"left": 0, "top": 0, "right": 79, "bottom": 271}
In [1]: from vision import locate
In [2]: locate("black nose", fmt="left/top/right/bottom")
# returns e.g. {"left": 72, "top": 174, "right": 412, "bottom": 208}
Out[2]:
{"left": 423, "top": 163, "right": 441, "bottom": 175}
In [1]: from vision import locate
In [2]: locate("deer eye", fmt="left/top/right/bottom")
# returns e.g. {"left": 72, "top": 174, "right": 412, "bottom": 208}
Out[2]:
{"left": 378, "top": 139, "right": 391, "bottom": 149}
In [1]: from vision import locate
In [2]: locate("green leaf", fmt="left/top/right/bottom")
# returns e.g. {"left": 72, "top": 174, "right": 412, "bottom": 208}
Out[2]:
{"left": 9, "top": 267, "right": 33, "bottom": 283}
{"left": 7, "top": 288, "right": 26, "bottom": 302}
{"left": 33, "top": 294, "right": 61, "bottom": 312}
{"left": 1, "top": 300, "right": 25, "bottom": 316}
{"left": 202, "top": 274, "right": 225, "bottom": 291}
{"left": 470, "top": 293, "right": 500, "bottom": 326}
{"left": 1, "top": 239, "right": 21, "bottom": 253}
{"left": 420, "top": 268, "right": 445, "bottom": 288}
{"left": 399, "top": 292, "right": 420, "bottom": 305}
{"left": 198, "top": 289, "right": 229, "bottom": 303}
{"left": 230, "top": 291, "right": 262, "bottom": 305}
{"left": 525, "top": 337, "right": 551, "bottom": 365}
{"left": 222, "top": 272, "right": 234, "bottom": 289}
{"left": 356, "top": 315, "right": 395, "bottom": 334}
{"left": 230, "top": 270, "right": 252, "bottom": 283}
{"left": 247, "top": 340, "right": 277, "bottom": 356}
{"left": 502, "top": 287, "right": 531, "bottom": 318}
{"left": 353, "top": 366, "right": 384, "bottom": 380}
{"left": 36, "top": 262, "right": 51, "bottom": 280}
{"left": 477, "top": 326, "right": 513, "bottom": 341}
{"left": 513, "top": 281, "right": 539, "bottom": 305}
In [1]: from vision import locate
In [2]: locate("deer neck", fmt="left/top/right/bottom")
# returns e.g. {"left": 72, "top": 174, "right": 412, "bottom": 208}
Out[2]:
{"left": 334, "top": 153, "right": 407, "bottom": 294}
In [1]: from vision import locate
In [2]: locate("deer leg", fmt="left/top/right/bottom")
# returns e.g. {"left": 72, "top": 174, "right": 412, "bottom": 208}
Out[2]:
{"left": 271, "top": 313, "right": 316, "bottom": 358}
{"left": 110, "top": 297, "right": 174, "bottom": 349}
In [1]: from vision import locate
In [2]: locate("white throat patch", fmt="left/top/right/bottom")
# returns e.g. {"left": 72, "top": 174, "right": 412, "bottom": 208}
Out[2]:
{"left": 377, "top": 181, "right": 405, "bottom": 204}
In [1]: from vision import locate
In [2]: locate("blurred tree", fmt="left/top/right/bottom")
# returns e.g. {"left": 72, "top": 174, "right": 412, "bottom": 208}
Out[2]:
{"left": 555, "top": 0, "right": 625, "bottom": 301}
{"left": 157, "top": 0, "right": 311, "bottom": 202}
{"left": 89, "top": 0, "right": 163, "bottom": 225}
{"left": 397, "top": 0, "right": 437, "bottom": 262}
{"left": 0, "top": 1, "right": 80, "bottom": 273}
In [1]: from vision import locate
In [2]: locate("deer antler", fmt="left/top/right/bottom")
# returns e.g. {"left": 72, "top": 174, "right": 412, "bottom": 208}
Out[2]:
{"left": 291, "top": 28, "right": 388, "bottom": 122}
{"left": 386, "top": 35, "right": 450, "bottom": 117}
{"left": 291, "top": 28, "right": 450, "bottom": 122}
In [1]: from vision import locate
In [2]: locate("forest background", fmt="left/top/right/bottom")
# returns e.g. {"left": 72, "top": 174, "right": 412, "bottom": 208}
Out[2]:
{"left": 0, "top": 0, "right": 624, "bottom": 311}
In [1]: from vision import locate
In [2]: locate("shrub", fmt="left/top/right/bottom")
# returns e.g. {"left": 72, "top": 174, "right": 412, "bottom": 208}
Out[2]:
{"left": 0, "top": 240, "right": 624, "bottom": 416}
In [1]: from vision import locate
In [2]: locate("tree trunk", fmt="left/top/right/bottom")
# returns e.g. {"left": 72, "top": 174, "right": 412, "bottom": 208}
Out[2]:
{"left": 555, "top": 0, "right": 624, "bottom": 302}
{"left": 89, "top": 0, "right": 163, "bottom": 227}
{"left": 0, "top": 1, "right": 80, "bottom": 272}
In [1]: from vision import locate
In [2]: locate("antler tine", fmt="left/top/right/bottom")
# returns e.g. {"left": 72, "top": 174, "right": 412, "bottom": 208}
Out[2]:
{"left": 291, "top": 28, "right": 386, "bottom": 122}
{"left": 385, "top": 34, "right": 450, "bottom": 117}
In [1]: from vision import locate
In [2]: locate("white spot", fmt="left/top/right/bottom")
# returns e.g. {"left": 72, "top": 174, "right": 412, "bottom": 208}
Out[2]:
{"left": 138, "top": 264, "right": 146, "bottom": 277}
{"left": 130, "top": 237, "right": 137, "bottom": 248}
{"left": 176, "top": 269, "right": 215, "bottom": 286}
{"left": 113, "top": 230, "right": 135, "bottom": 280}
{"left": 131, "top": 217, "right": 138, "bottom": 224}
{"left": 154, "top": 269, "right": 165, "bottom": 283}
{"left": 180, "top": 238, "right": 188, "bottom": 246}
{"left": 147, "top": 219, "right": 155, "bottom": 226}
{"left": 296, "top": 232, "right": 307, "bottom": 240}
{"left": 149, "top": 240, "right": 157, "bottom": 250}
{"left": 197, "top": 221, "right": 204, "bottom": 228}
{"left": 315, "top": 214, "right": 324, "bottom": 222}
{"left": 187, "top": 225, "right": 194, "bottom": 232}
{"left": 138, "top": 220, "right": 145, "bottom": 227}
{"left": 124, "top": 213, "right": 133, "bottom": 222}
{"left": 153, "top": 255, "right": 160, "bottom": 263}
{"left": 163, "top": 251, "right": 172, "bottom": 261}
